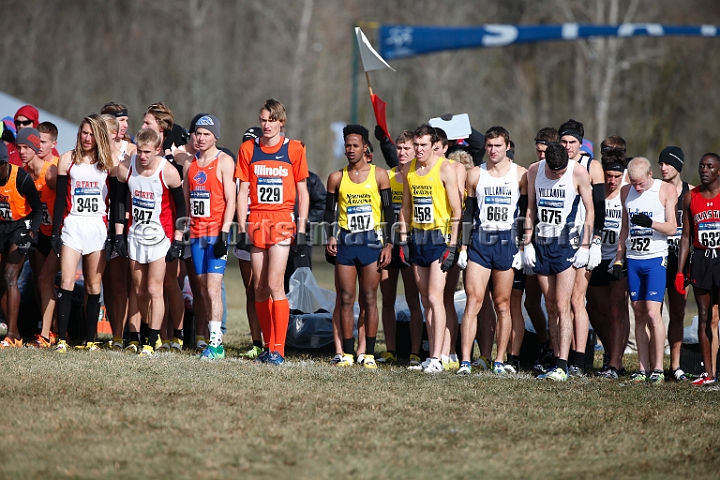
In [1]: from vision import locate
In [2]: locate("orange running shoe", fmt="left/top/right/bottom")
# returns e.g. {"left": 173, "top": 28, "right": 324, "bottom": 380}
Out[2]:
{"left": 0, "top": 337, "right": 23, "bottom": 348}
{"left": 27, "top": 334, "right": 52, "bottom": 348}
{"left": 49, "top": 332, "right": 59, "bottom": 346}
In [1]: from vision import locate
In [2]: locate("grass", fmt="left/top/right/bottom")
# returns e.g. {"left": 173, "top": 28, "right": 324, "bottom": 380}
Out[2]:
{"left": 1, "top": 251, "right": 718, "bottom": 479}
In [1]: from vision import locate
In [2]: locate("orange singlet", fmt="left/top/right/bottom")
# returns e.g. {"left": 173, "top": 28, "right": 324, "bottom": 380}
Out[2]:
{"left": 0, "top": 164, "right": 32, "bottom": 222}
{"left": 27, "top": 158, "right": 58, "bottom": 236}
{"left": 187, "top": 153, "right": 226, "bottom": 238}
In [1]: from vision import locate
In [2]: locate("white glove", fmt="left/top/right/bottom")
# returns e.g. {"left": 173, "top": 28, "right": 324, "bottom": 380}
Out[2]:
{"left": 587, "top": 240, "right": 602, "bottom": 270}
{"left": 573, "top": 247, "right": 590, "bottom": 269}
{"left": 457, "top": 250, "right": 468, "bottom": 270}
{"left": 512, "top": 251, "right": 523, "bottom": 270}
{"left": 522, "top": 243, "right": 536, "bottom": 275}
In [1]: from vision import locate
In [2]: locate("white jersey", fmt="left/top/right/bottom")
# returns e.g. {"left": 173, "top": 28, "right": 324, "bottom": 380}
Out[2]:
{"left": 126, "top": 155, "right": 171, "bottom": 242}
{"left": 535, "top": 160, "right": 579, "bottom": 239}
{"left": 572, "top": 153, "right": 593, "bottom": 238}
{"left": 476, "top": 162, "right": 520, "bottom": 232}
{"left": 625, "top": 178, "right": 668, "bottom": 259}
{"left": 67, "top": 162, "right": 108, "bottom": 217}
{"left": 602, "top": 191, "right": 623, "bottom": 260}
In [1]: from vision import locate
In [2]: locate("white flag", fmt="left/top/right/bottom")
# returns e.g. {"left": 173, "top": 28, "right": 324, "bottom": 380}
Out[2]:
{"left": 355, "top": 27, "right": 395, "bottom": 72}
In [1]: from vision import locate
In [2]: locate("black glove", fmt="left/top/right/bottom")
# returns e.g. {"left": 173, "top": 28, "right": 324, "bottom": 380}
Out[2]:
{"left": 630, "top": 213, "right": 653, "bottom": 228}
{"left": 104, "top": 236, "right": 114, "bottom": 262}
{"left": 374, "top": 125, "right": 387, "bottom": 141}
{"left": 440, "top": 112, "right": 454, "bottom": 121}
{"left": 291, "top": 232, "right": 308, "bottom": 257}
{"left": 612, "top": 262, "right": 626, "bottom": 280}
{"left": 440, "top": 245, "right": 458, "bottom": 272}
{"left": 237, "top": 231, "right": 252, "bottom": 252}
{"left": 165, "top": 239, "right": 183, "bottom": 262}
{"left": 1, "top": 127, "right": 14, "bottom": 143}
{"left": 213, "top": 233, "right": 228, "bottom": 259}
{"left": 16, "top": 232, "right": 32, "bottom": 256}
{"left": 112, "top": 234, "right": 128, "bottom": 259}
{"left": 51, "top": 234, "right": 63, "bottom": 257}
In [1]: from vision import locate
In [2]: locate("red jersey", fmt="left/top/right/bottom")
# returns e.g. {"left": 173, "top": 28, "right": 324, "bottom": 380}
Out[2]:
{"left": 187, "top": 153, "right": 226, "bottom": 238}
{"left": 235, "top": 138, "right": 308, "bottom": 214}
{"left": 689, "top": 186, "right": 720, "bottom": 249}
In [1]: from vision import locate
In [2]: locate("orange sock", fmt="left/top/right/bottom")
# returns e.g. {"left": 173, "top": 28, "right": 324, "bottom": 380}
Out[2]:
{"left": 255, "top": 298, "right": 274, "bottom": 350}
{"left": 272, "top": 298, "right": 289, "bottom": 356}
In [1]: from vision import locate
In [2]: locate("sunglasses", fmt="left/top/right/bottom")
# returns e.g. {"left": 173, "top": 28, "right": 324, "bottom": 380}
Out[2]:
{"left": 15, "top": 119, "right": 33, "bottom": 127}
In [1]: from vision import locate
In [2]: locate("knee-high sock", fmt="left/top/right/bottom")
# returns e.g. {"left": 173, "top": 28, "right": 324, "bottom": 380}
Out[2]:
{"left": 56, "top": 288, "right": 73, "bottom": 342}
{"left": 86, "top": 294, "right": 101, "bottom": 343}
{"left": 255, "top": 298, "right": 273, "bottom": 350}
{"left": 272, "top": 299, "right": 289, "bottom": 356}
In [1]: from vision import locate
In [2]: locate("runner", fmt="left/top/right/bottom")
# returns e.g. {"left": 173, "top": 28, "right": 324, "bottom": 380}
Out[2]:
{"left": 0, "top": 129, "right": 42, "bottom": 348}
{"left": 677, "top": 152, "right": 720, "bottom": 386}
{"left": 399, "top": 124, "right": 462, "bottom": 373}
{"left": 615, "top": 157, "right": 677, "bottom": 384}
{"left": 325, "top": 125, "right": 393, "bottom": 367}
{"left": 52, "top": 114, "right": 113, "bottom": 352}
{"left": 522, "top": 142, "right": 594, "bottom": 381}
{"left": 236, "top": 99, "right": 309, "bottom": 365}
{"left": 457, "top": 126, "right": 527, "bottom": 376}
{"left": 184, "top": 114, "right": 235, "bottom": 360}
{"left": 112, "top": 128, "right": 185, "bottom": 356}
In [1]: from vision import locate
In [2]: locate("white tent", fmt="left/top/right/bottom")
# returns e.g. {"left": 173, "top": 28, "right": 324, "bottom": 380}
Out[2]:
{"left": 1, "top": 91, "right": 78, "bottom": 154}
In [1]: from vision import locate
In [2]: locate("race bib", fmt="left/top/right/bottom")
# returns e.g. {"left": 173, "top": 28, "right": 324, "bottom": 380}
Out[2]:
{"left": 667, "top": 226, "right": 682, "bottom": 253}
{"left": 257, "top": 178, "right": 283, "bottom": 204}
{"left": 483, "top": 196, "right": 511, "bottom": 224}
{"left": 347, "top": 205, "right": 374, "bottom": 233}
{"left": 132, "top": 197, "right": 155, "bottom": 225}
{"left": 0, "top": 201, "right": 12, "bottom": 221}
{"left": 413, "top": 197, "right": 434, "bottom": 225}
{"left": 190, "top": 190, "right": 210, "bottom": 218}
{"left": 73, "top": 185, "right": 102, "bottom": 214}
{"left": 699, "top": 222, "right": 720, "bottom": 248}
{"left": 41, "top": 203, "right": 52, "bottom": 225}
{"left": 536, "top": 199, "right": 563, "bottom": 237}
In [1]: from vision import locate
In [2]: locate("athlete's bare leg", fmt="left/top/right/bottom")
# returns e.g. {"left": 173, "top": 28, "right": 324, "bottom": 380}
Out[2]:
{"left": 524, "top": 274, "right": 548, "bottom": 343}
{"left": 477, "top": 290, "right": 496, "bottom": 359}
{"left": 0, "top": 246, "right": 25, "bottom": 340}
{"left": 163, "top": 259, "right": 185, "bottom": 332}
{"left": 460, "top": 261, "right": 491, "bottom": 362}
{"left": 33, "top": 250, "right": 59, "bottom": 340}
{"left": 570, "top": 268, "right": 591, "bottom": 364}
{"left": 130, "top": 258, "right": 166, "bottom": 331}
{"left": 537, "top": 267, "right": 576, "bottom": 363}
{"left": 185, "top": 256, "right": 207, "bottom": 342}
{"left": 380, "top": 267, "right": 400, "bottom": 354}
{"left": 103, "top": 256, "right": 129, "bottom": 342}
{"left": 442, "top": 264, "right": 461, "bottom": 357}
{"left": 509, "top": 287, "right": 525, "bottom": 356}
{"left": 491, "top": 268, "right": 515, "bottom": 364}
{"left": 414, "top": 262, "right": 447, "bottom": 359}
{"left": 665, "top": 287, "right": 686, "bottom": 372}
{"left": 694, "top": 288, "right": 716, "bottom": 378}
{"left": 401, "top": 266, "right": 423, "bottom": 357}
{"left": 239, "top": 258, "right": 261, "bottom": 343}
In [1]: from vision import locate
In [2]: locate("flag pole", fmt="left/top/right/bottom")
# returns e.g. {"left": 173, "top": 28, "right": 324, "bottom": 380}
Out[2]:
{"left": 364, "top": 71, "right": 374, "bottom": 97}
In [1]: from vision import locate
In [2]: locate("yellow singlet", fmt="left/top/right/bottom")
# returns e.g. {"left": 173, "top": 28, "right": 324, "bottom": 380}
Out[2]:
{"left": 389, "top": 167, "right": 403, "bottom": 225}
{"left": 406, "top": 158, "right": 452, "bottom": 235}
{"left": 337, "top": 164, "right": 382, "bottom": 235}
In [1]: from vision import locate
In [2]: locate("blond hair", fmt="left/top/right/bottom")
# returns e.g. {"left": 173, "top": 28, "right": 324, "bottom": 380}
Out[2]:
{"left": 135, "top": 128, "right": 162, "bottom": 150}
{"left": 146, "top": 102, "right": 174, "bottom": 133}
{"left": 101, "top": 114, "right": 119, "bottom": 135}
{"left": 73, "top": 114, "right": 113, "bottom": 172}
{"left": 448, "top": 150, "right": 474, "bottom": 171}
{"left": 627, "top": 157, "right": 652, "bottom": 181}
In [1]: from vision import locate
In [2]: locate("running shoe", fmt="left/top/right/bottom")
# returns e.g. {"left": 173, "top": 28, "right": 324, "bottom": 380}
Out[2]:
{"left": 267, "top": 351, "right": 285, "bottom": 365}
{"left": 124, "top": 341, "right": 140, "bottom": 354}
{"left": 648, "top": 371, "right": 665, "bottom": 385}
{"left": 672, "top": 368, "right": 690, "bottom": 381}
{"left": 336, "top": 353, "right": 354, "bottom": 367}
{"left": 75, "top": 342, "right": 99, "bottom": 352}
{"left": 242, "top": 346, "right": 264, "bottom": 359}
{"left": 456, "top": 361, "right": 472, "bottom": 376}
{"left": 423, "top": 358, "right": 444, "bottom": 374}
{"left": 200, "top": 344, "right": 225, "bottom": 360}
{"left": 254, "top": 349, "right": 271, "bottom": 364}
{"left": 567, "top": 365, "right": 585, "bottom": 378}
{"left": 330, "top": 353, "right": 343, "bottom": 365}
{"left": 361, "top": 354, "right": 377, "bottom": 369}
{"left": 195, "top": 336, "right": 208, "bottom": 351}
{"left": 0, "top": 337, "right": 23, "bottom": 348}
{"left": 446, "top": 357, "right": 460, "bottom": 372}
{"left": 630, "top": 372, "right": 648, "bottom": 383}
{"left": 691, "top": 373, "right": 717, "bottom": 386}
{"left": 503, "top": 363, "right": 518, "bottom": 374}
{"left": 492, "top": 362, "right": 507, "bottom": 375}
{"left": 376, "top": 351, "right": 397, "bottom": 364}
{"left": 49, "top": 332, "right": 59, "bottom": 345}
{"left": 472, "top": 355, "right": 491, "bottom": 371}
{"left": 595, "top": 367, "right": 619, "bottom": 379}
{"left": 140, "top": 345, "right": 155, "bottom": 357}
{"left": 407, "top": 354, "right": 423, "bottom": 371}
{"left": 532, "top": 348, "right": 555, "bottom": 374}
{"left": 27, "top": 334, "right": 52, "bottom": 349}
{"left": 55, "top": 340, "right": 68, "bottom": 353}
{"left": 110, "top": 337, "right": 124, "bottom": 351}
{"left": 156, "top": 340, "right": 171, "bottom": 352}
{"left": 356, "top": 354, "right": 366, "bottom": 366}
{"left": 542, "top": 366, "right": 567, "bottom": 382}
{"left": 170, "top": 337, "right": 183, "bottom": 352}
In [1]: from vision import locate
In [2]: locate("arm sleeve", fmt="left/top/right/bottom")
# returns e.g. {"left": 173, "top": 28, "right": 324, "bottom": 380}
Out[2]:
{"left": 380, "top": 188, "right": 394, "bottom": 244}
{"left": 165, "top": 154, "right": 184, "bottom": 177}
{"left": 517, "top": 194, "right": 528, "bottom": 246}
{"left": 17, "top": 169, "right": 42, "bottom": 235}
{"left": 108, "top": 176, "right": 119, "bottom": 229}
{"left": 52, "top": 175, "right": 68, "bottom": 236}
{"left": 592, "top": 183, "right": 606, "bottom": 237}
{"left": 379, "top": 136, "right": 398, "bottom": 169}
{"left": 114, "top": 180, "right": 129, "bottom": 232}
{"left": 170, "top": 185, "right": 186, "bottom": 232}
{"left": 323, "top": 192, "right": 337, "bottom": 241}
{"left": 461, "top": 196, "right": 477, "bottom": 247}
{"left": 307, "top": 172, "right": 327, "bottom": 223}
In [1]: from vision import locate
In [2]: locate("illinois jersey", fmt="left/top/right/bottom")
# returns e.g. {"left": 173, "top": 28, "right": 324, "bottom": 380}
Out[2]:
{"left": 236, "top": 138, "right": 309, "bottom": 214}
{"left": 187, "top": 153, "right": 226, "bottom": 238}
{"left": 66, "top": 162, "right": 108, "bottom": 218}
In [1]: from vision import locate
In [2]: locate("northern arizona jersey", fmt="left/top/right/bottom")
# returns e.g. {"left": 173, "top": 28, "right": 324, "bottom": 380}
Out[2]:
{"left": 602, "top": 189, "right": 623, "bottom": 260}
{"left": 337, "top": 165, "right": 381, "bottom": 236}
{"left": 67, "top": 162, "right": 108, "bottom": 217}
{"left": 406, "top": 158, "right": 452, "bottom": 235}
{"left": 625, "top": 179, "right": 668, "bottom": 259}
{"left": 534, "top": 160, "right": 579, "bottom": 239}
{"left": 126, "top": 156, "right": 174, "bottom": 241}
{"left": 389, "top": 167, "right": 404, "bottom": 225}
{"left": 667, "top": 182, "right": 689, "bottom": 254}
{"left": 476, "top": 162, "right": 520, "bottom": 232}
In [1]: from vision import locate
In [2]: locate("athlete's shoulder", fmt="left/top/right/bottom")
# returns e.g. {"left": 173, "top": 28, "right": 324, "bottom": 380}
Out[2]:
{"left": 287, "top": 138, "right": 306, "bottom": 158}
